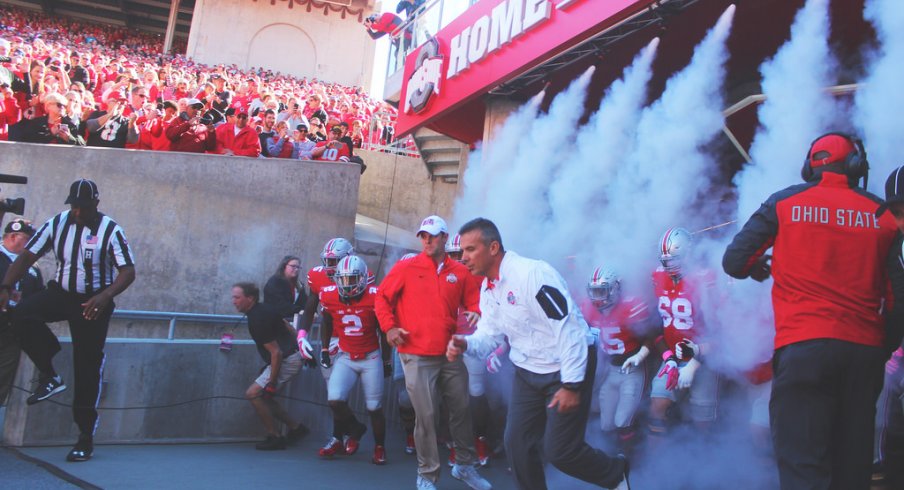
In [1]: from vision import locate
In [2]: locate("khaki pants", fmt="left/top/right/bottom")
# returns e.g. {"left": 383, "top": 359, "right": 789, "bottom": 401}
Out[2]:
{"left": 400, "top": 353, "right": 475, "bottom": 482}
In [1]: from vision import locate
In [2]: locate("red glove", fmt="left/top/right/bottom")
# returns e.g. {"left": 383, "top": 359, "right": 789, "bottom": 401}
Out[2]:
{"left": 657, "top": 350, "right": 679, "bottom": 391}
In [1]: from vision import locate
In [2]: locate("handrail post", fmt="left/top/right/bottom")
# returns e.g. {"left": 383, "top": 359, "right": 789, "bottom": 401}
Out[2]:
{"left": 168, "top": 317, "right": 177, "bottom": 340}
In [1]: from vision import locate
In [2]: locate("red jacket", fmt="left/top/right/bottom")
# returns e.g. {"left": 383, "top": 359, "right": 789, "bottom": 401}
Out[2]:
{"left": 376, "top": 253, "right": 480, "bottom": 356}
{"left": 215, "top": 123, "right": 261, "bottom": 157}
{"left": 166, "top": 119, "right": 217, "bottom": 153}
{"left": 724, "top": 171, "right": 899, "bottom": 350}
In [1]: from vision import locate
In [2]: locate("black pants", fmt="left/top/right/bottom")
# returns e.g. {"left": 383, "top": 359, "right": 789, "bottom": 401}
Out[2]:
{"left": 505, "top": 347, "right": 624, "bottom": 490}
{"left": 12, "top": 282, "right": 114, "bottom": 435}
{"left": 770, "top": 339, "right": 885, "bottom": 490}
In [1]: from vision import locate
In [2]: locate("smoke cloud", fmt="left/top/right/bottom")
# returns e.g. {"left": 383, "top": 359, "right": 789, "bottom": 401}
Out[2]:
{"left": 735, "top": 0, "right": 842, "bottom": 221}
{"left": 856, "top": 0, "right": 904, "bottom": 189}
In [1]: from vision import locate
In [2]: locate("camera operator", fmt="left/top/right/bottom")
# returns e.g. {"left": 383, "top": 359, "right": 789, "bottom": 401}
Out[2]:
{"left": 0, "top": 218, "right": 44, "bottom": 408}
{"left": 165, "top": 98, "right": 217, "bottom": 153}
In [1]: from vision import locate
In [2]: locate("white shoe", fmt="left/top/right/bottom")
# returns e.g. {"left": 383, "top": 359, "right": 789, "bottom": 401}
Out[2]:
{"left": 452, "top": 464, "right": 492, "bottom": 490}
{"left": 416, "top": 475, "right": 437, "bottom": 490}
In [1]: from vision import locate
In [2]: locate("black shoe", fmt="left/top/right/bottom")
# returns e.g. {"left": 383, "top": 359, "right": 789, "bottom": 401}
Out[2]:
{"left": 286, "top": 424, "right": 309, "bottom": 443}
{"left": 255, "top": 435, "right": 287, "bottom": 450}
{"left": 66, "top": 434, "right": 93, "bottom": 462}
{"left": 27, "top": 375, "right": 66, "bottom": 405}
{"left": 610, "top": 454, "right": 630, "bottom": 490}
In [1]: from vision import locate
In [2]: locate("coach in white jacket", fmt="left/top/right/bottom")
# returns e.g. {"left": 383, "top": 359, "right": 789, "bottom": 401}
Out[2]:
{"left": 446, "top": 218, "right": 630, "bottom": 490}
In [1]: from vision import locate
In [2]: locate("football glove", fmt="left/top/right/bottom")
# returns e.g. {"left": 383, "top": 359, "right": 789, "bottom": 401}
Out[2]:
{"left": 677, "top": 358, "right": 701, "bottom": 390}
{"left": 296, "top": 329, "right": 315, "bottom": 360}
{"left": 328, "top": 337, "right": 340, "bottom": 356}
{"left": 657, "top": 350, "right": 679, "bottom": 391}
{"left": 675, "top": 338, "right": 699, "bottom": 361}
{"left": 621, "top": 345, "right": 650, "bottom": 374}
{"left": 320, "top": 349, "right": 332, "bottom": 369}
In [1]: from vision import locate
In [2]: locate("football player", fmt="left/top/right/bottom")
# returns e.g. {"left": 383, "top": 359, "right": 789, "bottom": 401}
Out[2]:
{"left": 317, "top": 256, "right": 391, "bottom": 465}
{"left": 582, "top": 266, "right": 654, "bottom": 456}
{"left": 649, "top": 227, "right": 720, "bottom": 438}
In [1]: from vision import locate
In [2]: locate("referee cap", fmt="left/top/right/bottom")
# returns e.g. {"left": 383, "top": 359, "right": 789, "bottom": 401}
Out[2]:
{"left": 416, "top": 215, "right": 448, "bottom": 236}
{"left": 877, "top": 166, "right": 904, "bottom": 216}
{"left": 65, "top": 179, "right": 99, "bottom": 205}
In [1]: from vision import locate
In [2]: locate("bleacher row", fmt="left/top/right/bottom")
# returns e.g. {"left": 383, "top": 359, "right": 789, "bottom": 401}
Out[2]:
{"left": 0, "top": 5, "right": 418, "bottom": 158}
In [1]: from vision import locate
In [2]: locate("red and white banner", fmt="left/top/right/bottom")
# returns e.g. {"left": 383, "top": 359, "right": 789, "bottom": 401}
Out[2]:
{"left": 396, "top": 0, "right": 653, "bottom": 138}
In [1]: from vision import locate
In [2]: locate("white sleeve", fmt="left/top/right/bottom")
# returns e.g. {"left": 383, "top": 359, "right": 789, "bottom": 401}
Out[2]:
{"left": 465, "top": 286, "right": 504, "bottom": 359}
{"left": 527, "top": 263, "right": 588, "bottom": 384}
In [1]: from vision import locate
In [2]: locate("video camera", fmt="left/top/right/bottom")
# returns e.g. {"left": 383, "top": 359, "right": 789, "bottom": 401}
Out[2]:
{"left": 0, "top": 173, "right": 27, "bottom": 215}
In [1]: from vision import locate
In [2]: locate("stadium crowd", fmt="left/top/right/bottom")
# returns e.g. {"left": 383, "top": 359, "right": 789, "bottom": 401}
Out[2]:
{"left": 0, "top": 5, "right": 412, "bottom": 159}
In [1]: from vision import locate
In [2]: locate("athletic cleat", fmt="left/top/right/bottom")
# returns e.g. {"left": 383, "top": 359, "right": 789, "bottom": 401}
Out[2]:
{"left": 405, "top": 433, "right": 416, "bottom": 455}
{"left": 475, "top": 436, "right": 489, "bottom": 466}
{"left": 286, "top": 423, "right": 309, "bottom": 444}
{"left": 416, "top": 475, "right": 437, "bottom": 489}
{"left": 318, "top": 437, "right": 345, "bottom": 458}
{"left": 448, "top": 446, "right": 456, "bottom": 467}
{"left": 345, "top": 422, "right": 367, "bottom": 455}
{"left": 451, "top": 463, "right": 492, "bottom": 490}
{"left": 372, "top": 445, "right": 386, "bottom": 465}
{"left": 27, "top": 375, "right": 66, "bottom": 405}
{"left": 66, "top": 434, "right": 93, "bottom": 462}
{"left": 610, "top": 454, "right": 631, "bottom": 490}
{"left": 255, "top": 435, "right": 286, "bottom": 450}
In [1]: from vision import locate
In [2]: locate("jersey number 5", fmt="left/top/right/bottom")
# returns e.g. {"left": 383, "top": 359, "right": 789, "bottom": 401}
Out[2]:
{"left": 341, "top": 314, "right": 363, "bottom": 337}
{"left": 601, "top": 327, "right": 626, "bottom": 355}
{"left": 658, "top": 296, "right": 694, "bottom": 330}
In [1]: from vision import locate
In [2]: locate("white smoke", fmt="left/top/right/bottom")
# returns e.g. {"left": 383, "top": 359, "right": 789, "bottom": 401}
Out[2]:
{"left": 479, "top": 67, "right": 596, "bottom": 254}
{"left": 453, "top": 92, "right": 544, "bottom": 226}
{"left": 735, "top": 0, "right": 842, "bottom": 222}
{"left": 594, "top": 5, "right": 736, "bottom": 295}
{"left": 856, "top": 0, "right": 904, "bottom": 190}
{"left": 539, "top": 38, "right": 660, "bottom": 268}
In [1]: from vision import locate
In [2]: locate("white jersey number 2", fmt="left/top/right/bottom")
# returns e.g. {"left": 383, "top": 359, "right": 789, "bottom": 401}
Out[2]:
{"left": 658, "top": 296, "right": 694, "bottom": 330}
{"left": 341, "top": 314, "right": 363, "bottom": 337}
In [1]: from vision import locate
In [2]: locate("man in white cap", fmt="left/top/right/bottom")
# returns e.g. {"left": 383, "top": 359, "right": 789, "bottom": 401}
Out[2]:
{"left": 376, "top": 215, "right": 491, "bottom": 490}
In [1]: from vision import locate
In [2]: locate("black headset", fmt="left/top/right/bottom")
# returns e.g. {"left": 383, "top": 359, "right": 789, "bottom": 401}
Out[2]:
{"left": 801, "top": 132, "right": 869, "bottom": 187}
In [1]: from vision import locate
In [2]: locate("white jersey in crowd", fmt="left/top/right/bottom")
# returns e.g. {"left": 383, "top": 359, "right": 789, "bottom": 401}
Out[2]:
{"left": 466, "top": 251, "right": 592, "bottom": 383}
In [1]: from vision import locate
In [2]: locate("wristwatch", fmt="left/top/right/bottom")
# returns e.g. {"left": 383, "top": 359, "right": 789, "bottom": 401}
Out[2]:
{"left": 561, "top": 382, "right": 582, "bottom": 392}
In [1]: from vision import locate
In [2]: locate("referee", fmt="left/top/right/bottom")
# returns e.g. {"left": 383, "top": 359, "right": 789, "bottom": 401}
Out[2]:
{"left": 0, "top": 178, "right": 136, "bottom": 463}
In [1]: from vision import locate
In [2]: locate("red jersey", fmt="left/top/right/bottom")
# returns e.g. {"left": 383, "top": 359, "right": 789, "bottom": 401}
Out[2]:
{"left": 652, "top": 268, "right": 716, "bottom": 351}
{"left": 581, "top": 297, "right": 648, "bottom": 356}
{"left": 313, "top": 140, "right": 351, "bottom": 162}
{"left": 319, "top": 285, "right": 381, "bottom": 355}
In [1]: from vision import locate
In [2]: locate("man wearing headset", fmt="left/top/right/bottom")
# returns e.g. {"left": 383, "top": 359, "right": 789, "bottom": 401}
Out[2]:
{"left": 723, "top": 133, "right": 904, "bottom": 490}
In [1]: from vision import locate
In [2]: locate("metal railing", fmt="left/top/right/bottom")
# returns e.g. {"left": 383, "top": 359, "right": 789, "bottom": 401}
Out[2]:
{"left": 110, "top": 309, "right": 247, "bottom": 341}
{"left": 385, "top": 0, "right": 471, "bottom": 76}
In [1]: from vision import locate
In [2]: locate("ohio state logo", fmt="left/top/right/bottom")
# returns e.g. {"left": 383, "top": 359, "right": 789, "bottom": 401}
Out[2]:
{"left": 405, "top": 37, "right": 443, "bottom": 114}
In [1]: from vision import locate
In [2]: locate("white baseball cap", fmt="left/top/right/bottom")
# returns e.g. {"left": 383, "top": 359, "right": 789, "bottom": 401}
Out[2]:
{"left": 416, "top": 215, "right": 448, "bottom": 236}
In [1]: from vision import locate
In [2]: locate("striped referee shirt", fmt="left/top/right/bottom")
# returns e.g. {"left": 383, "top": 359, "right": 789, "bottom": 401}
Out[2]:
{"left": 26, "top": 210, "right": 135, "bottom": 295}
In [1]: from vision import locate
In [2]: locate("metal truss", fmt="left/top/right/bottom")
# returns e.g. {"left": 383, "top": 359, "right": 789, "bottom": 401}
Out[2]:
{"left": 488, "top": 0, "right": 702, "bottom": 96}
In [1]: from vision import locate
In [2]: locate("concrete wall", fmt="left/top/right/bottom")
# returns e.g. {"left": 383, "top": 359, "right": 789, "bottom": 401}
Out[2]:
{"left": 0, "top": 142, "right": 359, "bottom": 314}
{"left": 187, "top": 0, "right": 376, "bottom": 89}
{"left": 3, "top": 336, "right": 391, "bottom": 445}
{"left": 356, "top": 149, "right": 460, "bottom": 233}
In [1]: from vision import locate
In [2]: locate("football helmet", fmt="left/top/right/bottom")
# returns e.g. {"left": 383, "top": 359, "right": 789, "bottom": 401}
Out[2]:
{"left": 445, "top": 234, "right": 463, "bottom": 262}
{"left": 587, "top": 266, "right": 621, "bottom": 312}
{"left": 334, "top": 255, "right": 369, "bottom": 301}
{"left": 659, "top": 227, "right": 692, "bottom": 277}
{"left": 320, "top": 238, "right": 354, "bottom": 275}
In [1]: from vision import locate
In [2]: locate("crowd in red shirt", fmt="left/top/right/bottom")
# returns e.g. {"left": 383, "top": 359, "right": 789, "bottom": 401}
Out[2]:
{"left": 0, "top": 5, "right": 417, "bottom": 158}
